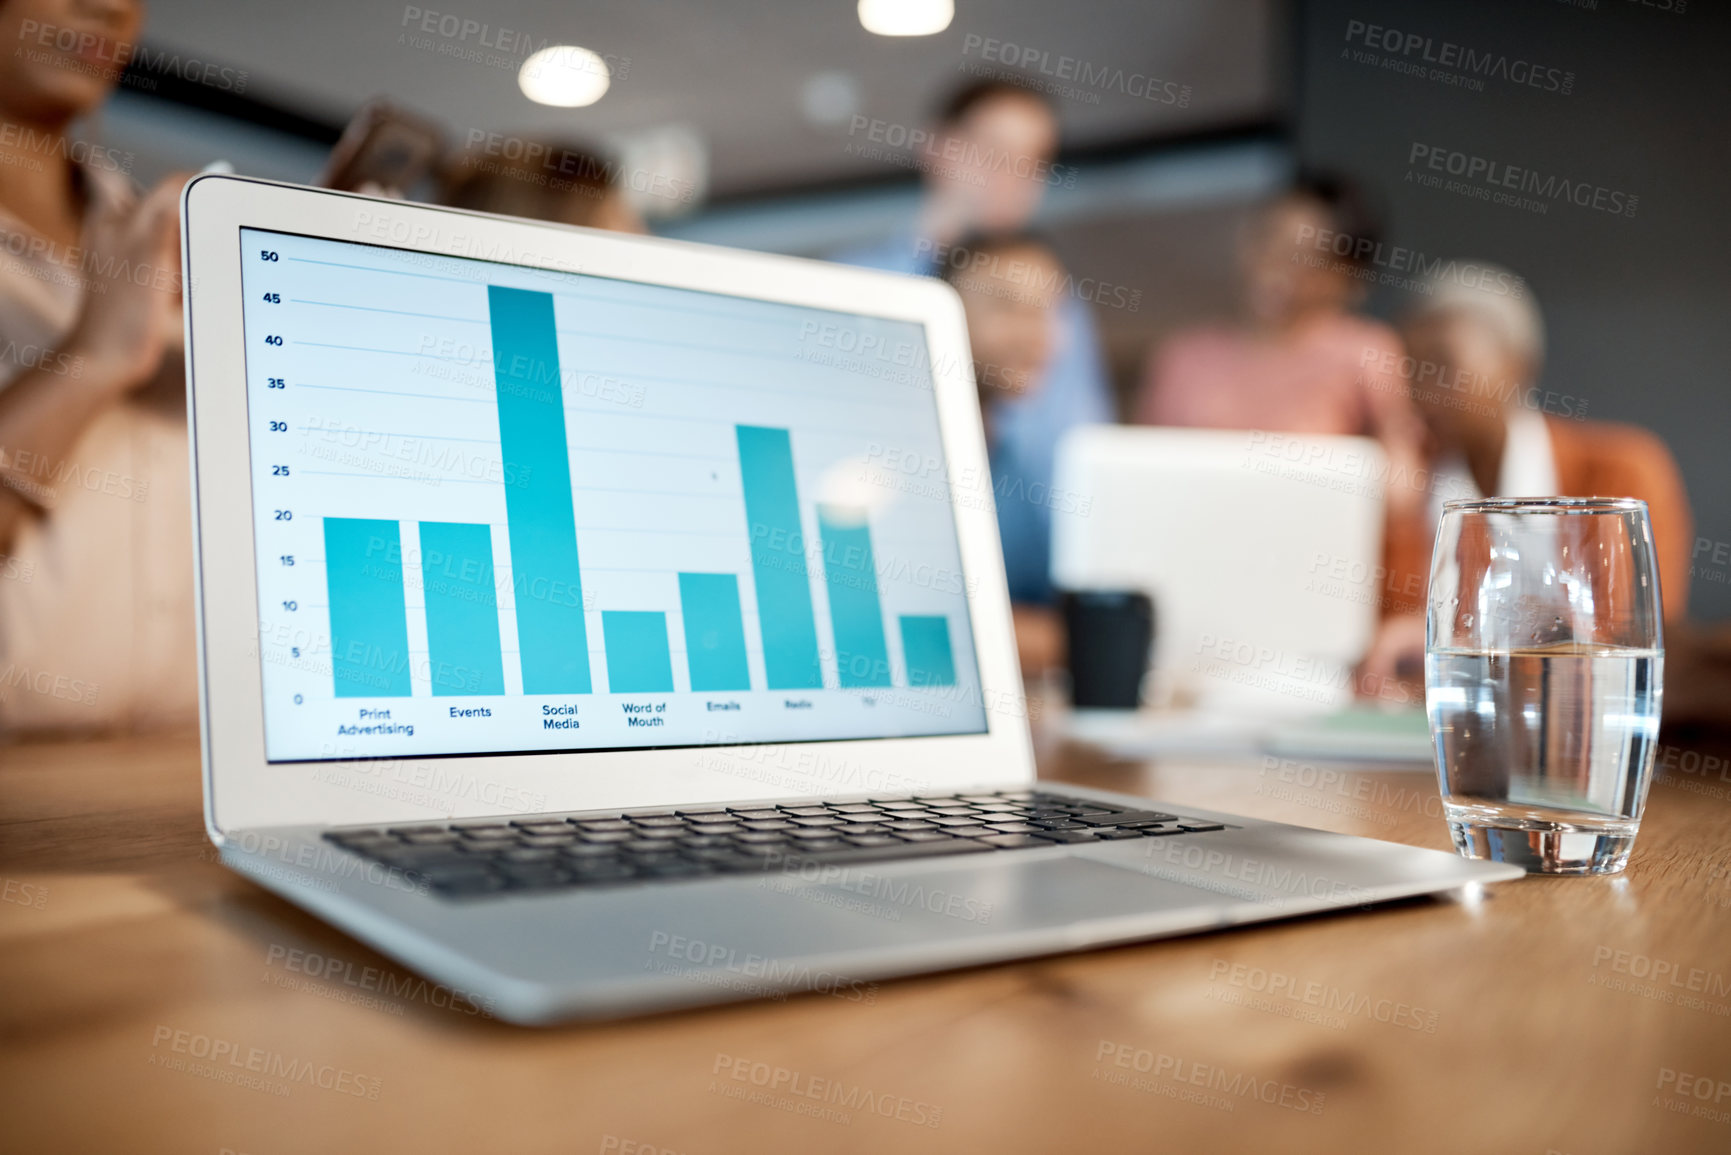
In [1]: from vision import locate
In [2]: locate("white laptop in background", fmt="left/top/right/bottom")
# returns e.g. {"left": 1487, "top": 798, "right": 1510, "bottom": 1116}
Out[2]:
{"left": 181, "top": 175, "right": 1518, "bottom": 1024}
{"left": 1051, "top": 426, "right": 1432, "bottom": 760}
{"left": 1053, "top": 425, "right": 1387, "bottom": 715}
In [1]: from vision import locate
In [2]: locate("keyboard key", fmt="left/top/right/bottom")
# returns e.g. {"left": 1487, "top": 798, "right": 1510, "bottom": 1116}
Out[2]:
{"left": 1093, "top": 829, "right": 1144, "bottom": 840}
{"left": 517, "top": 835, "right": 577, "bottom": 848}
{"left": 687, "top": 847, "right": 753, "bottom": 862}
{"left": 1031, "top": 820, "right": 1088, "bottom": 830}
{"left": 578, "top": 831, "right": 633, "bottom": 843}
{"left": 561, "top": 843, "right": 620, "bottom": 858}
{"left": 979, "top": 834, "right": 1053, "bottom": 849}
{"left": 635, "top": 828, "right": 688, "bottom": 840}
{"left": 631, "top": 816, "right": 685, "bottom": 828}
{"left": 833, "top": 823, "right": 888, "bottom": 836}
{"left": 674, "top": 809, "right": 729, "bottom": 820}
{"left": 790, "top": 816, "right": 844, "bottom": 827}
{"left": 637, "top": 859, "right": 714, "bottom": 879}
{"left": 931, "top": 816, "right": 984, "bottom": 827}
{"left": 1077, "top": 811, "right": 1181, "bottom": 827}
{"left": 775, "top": 839, "right": 994, "bottom": 867}
{"left": 926, "top": 807, "right": 980, "bottom": 818}
{"left": 842, "top": 835, "right": 901, "bottom": 847}
{"left": 982, "top": 822, "right": 1043, "bottom": 834}
{"left": 1177, "top": 822, "right": 1227, "bottom": 832}
{"left": 894, "top": 831, "right": 953, "bottom": 842}
{"left": 884, "top": 820, "right": 938, "bottom": 831}
{"left": 568, "top": 862, "right": 638, "bottom": 882}
{"left": 388, "top": 824, "right": 449, "bottom": 836}
{"left": 678, "top": 835, "right": 731, "bottom": 848}
{"left": 740, "top": 820, "right": 794, "bottom": 832}
{"left": 431, "top": 873, "right": 507, "bottom": 897}
{"left": 574, "top": 820, "right": 631, "bottom": 832}
{"left": 730, "top": 810, "right": 784, "bottom": 820}
{"left": 789, "top": 838, "right": 845, "bottom": 851}
{"left": 450, "top": 822, "right": 510, "bottom": 833}
{"left": 372, "top": 847, "right": 470, "bottom": 868}
{"left": 780, "top": 807, "right": 833, "bottom": 817}
{"left": 688, "top": 823, "right": 743, "bottom": 835}
{"left": 733, "top": 832, "right": 790, "bottom": 844}
{"left": 502, "top": 868, "right": 573, "bottom": 891}
{"left": 419, "top": 860, "right": 498, "bottom": 881}
{"left": 500, "top": 848, "right": 559, "bottom": 863}
{"left": 830, "top": 803, "right": 880, "bottom": 814}
{"left": 1031, "top": 831, "right": 1097, "bottom": 844}
{"left": 400, "top": 830, "right": 461, "bottom": 845}
{"left": 788, "top": 828, "right": 844, "bottom": 841}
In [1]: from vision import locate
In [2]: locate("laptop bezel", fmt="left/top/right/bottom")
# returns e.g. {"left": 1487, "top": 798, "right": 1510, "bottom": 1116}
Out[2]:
{"left": 181, "top": 175, "right": 1035, "bottom": 840}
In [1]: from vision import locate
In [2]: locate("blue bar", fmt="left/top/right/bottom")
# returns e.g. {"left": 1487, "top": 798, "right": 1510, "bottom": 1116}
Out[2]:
{"left": 818, "top": 505, "right": 890, "bottom": 687}
{"left": 602, "top": 611, "right": 675, "bottom": 693}
{"left": 419, "top": 522, "right": 506, "bottom": 696}
{"left": 678, "top": 573, "right": 752, "bottom": 692}
{"left": 488, "top": 285, "right": 592, "bottom": 694}
{"left": 324, "top": 517, "right": 412, "bottom": 697}
{"left": 899, "top": 615, "right": 957, "bottom": 688}
{"left": 736, "top": 425, "right": 822, "bottom": 689}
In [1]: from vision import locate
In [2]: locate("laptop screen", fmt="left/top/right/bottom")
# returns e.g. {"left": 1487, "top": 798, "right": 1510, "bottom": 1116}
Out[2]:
{"left": 237, "top": 227, "right": 988, "bottom": 762}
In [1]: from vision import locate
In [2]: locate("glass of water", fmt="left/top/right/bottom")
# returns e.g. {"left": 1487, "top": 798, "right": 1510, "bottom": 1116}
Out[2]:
{"left": 1426, "top": 498, "right": 1664, "bottom": 874}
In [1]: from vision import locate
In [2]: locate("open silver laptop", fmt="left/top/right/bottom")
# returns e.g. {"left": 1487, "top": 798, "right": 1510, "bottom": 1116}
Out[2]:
{"left": 181, "top": 175, "right": 1521, "bottom": 1024}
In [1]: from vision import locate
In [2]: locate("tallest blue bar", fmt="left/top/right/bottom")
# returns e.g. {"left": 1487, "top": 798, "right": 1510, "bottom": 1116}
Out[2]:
{"left": 737, "top": 425, "right": 823, "bottom": 689}
{"left": 488, "top": 285, "right": 591, "bottom": 693}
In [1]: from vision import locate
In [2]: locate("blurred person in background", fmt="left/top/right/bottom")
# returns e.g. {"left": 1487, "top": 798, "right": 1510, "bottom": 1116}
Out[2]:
{"left": 1136, "top": 172, "right": 1430, "bottom": 700}
{"left": 1133, "top": 172, "right": 1426, "bottom": 514}
{"left": 439, "top": 138, "right": 647, "bottom": 233}
{"left": 836, "top": 80, "right": 1114, "bottom": 614}
{"left": 0, "top": 0, "right": 194, "bottom": 733}
{"left": 940, "top": 232, "right": 1070, "bottom": 673}
{"left": 1358, "top": 262, "right": 1694, "bottom": 688}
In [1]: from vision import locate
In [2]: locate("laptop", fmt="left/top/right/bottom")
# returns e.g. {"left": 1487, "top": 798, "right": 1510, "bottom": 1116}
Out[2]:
{"left": 1053, "top": 425, "right": 1388, "bottom": 717}
{"left": 181, "top": 175, "right": 1522, "bottom": 1024}
{"left": 1049, "top": 425, "right": 1435, "bottom": 762}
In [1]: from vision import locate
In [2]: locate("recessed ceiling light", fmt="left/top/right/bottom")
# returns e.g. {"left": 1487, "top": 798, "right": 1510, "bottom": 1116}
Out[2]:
{"left": 518, "top": 45, "right": 611, "bottom": 107}
{"left": 858, "top": 0, "right": 954, "bottom": 38}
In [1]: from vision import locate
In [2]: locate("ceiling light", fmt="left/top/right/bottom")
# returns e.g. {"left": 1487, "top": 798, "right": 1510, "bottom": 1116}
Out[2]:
{"left": 518, "top": 45, "right": 611, "bottom": 108}
{"left": 858, "top": 0, "right": 953, "bottom": 38}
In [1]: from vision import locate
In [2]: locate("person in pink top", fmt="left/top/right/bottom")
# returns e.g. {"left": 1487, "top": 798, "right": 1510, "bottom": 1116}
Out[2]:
{"left": 1133, "top": 174, "right": 1426, "bottom": 516}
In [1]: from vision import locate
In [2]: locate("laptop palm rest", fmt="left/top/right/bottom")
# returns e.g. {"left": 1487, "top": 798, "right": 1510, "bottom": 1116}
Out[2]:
{"left": 792, "top": 854, "right": 1230, "bottom": 938}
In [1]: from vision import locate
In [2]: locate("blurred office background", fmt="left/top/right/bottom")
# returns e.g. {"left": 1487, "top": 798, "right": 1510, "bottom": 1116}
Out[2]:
{"left": 92, "top": 0, "right": 1730, "bottom": 617}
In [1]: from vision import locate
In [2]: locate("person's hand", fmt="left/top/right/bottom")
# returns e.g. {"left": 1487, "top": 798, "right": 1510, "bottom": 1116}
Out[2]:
{"left": 67, "top": 174, "right": 189, "bottom": 393}
{"left": 1012, "top": 605, "right": 1065, "bottom": 676}
{"left": 1358, "top": 613, "right": 1426, "bottom": 703}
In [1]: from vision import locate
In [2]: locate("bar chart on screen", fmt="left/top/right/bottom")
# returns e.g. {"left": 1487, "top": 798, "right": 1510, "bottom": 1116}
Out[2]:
{"left": 239, "top": 229, "right": 987, "bottom": 761}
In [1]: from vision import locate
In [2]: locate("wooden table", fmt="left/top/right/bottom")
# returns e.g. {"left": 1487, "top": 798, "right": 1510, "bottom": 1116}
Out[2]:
{"left": 4, "top": 723, "right": 1730, "bottom": 1154}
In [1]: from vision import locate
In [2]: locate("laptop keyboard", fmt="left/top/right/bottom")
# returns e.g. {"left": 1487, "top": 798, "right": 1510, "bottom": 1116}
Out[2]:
{"left": 322, "top": 790, "right": 1232, "bottom": 900}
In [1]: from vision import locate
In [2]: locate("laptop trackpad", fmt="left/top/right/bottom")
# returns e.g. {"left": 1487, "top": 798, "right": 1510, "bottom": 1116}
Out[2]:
{"left": 801, "top": 854, "right": 1224, "bottom": 937}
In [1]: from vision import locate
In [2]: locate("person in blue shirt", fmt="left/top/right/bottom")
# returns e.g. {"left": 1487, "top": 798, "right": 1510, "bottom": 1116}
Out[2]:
{"left": 834, "top": 81, "right": 1114, "bottom": 670}
{"left": 938, "top": 232, "right": 1077, "bottom": 673}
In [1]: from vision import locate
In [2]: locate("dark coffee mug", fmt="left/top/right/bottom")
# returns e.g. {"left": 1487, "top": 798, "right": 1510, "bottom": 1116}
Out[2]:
{"left": 1061, "top": 590, "right": 1155, "bottom": 709}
